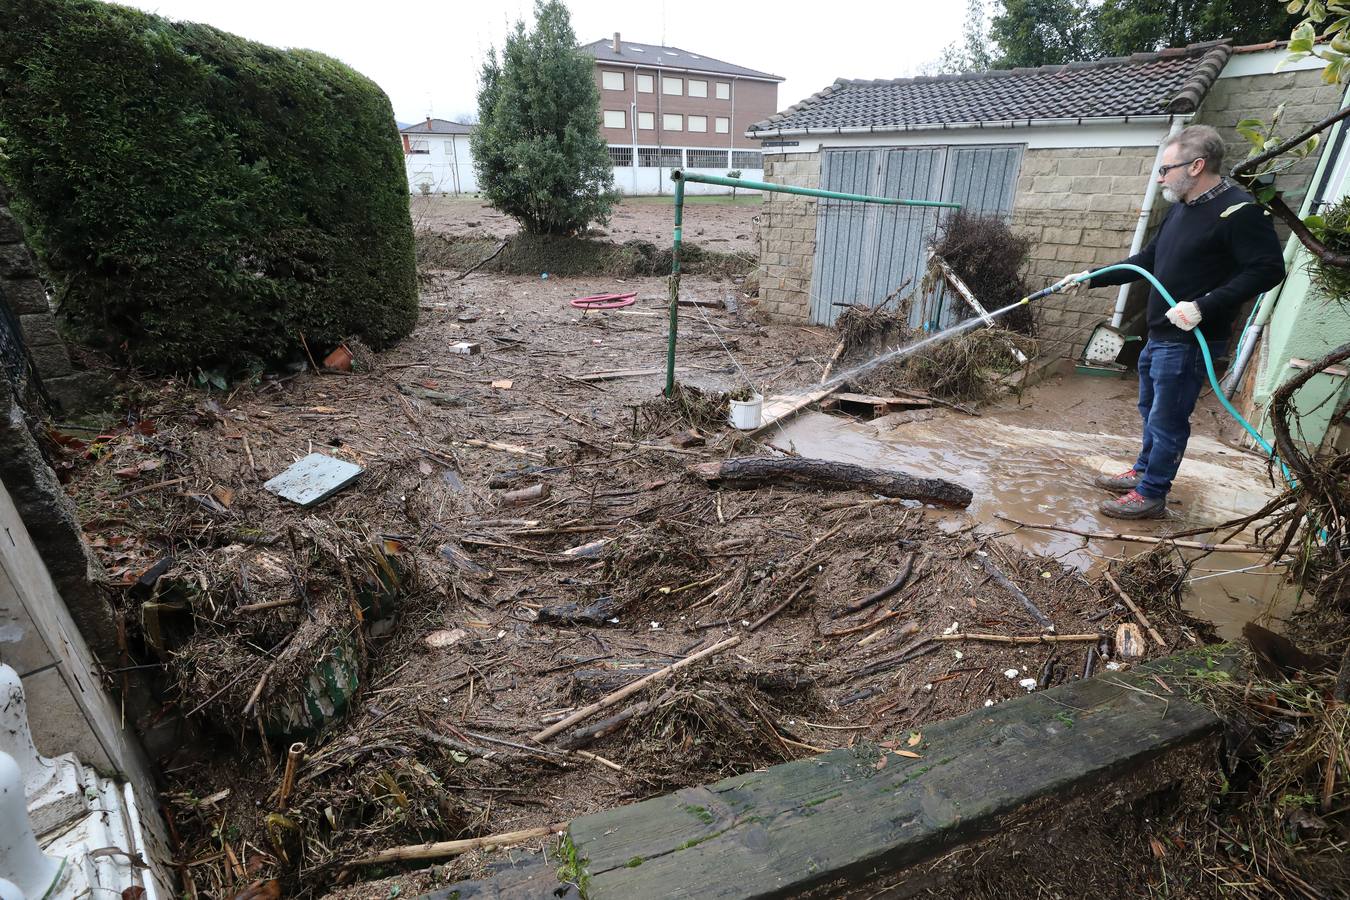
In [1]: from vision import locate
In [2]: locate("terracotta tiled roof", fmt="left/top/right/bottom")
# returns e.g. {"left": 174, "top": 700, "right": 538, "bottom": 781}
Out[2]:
{"left": 751, "top": 40, "right": 1232, "bottom": 135}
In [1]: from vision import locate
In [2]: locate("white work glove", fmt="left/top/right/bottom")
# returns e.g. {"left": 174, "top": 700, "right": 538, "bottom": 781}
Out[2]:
{"left": 1053, "top": 270, "right": 1092, "bottom": 296}
{"left": 1165, "top": 300, "right": 1203, "bottom": 331}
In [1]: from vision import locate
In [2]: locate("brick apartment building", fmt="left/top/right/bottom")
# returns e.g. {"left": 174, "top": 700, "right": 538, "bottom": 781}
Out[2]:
{"left": 580, "top": 33, "right": 783, "bottom": 193}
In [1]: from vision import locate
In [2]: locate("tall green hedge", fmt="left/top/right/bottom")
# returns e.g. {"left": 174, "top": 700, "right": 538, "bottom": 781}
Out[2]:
{"left": 0, "top": 0, "right": 417, "bottom": 373}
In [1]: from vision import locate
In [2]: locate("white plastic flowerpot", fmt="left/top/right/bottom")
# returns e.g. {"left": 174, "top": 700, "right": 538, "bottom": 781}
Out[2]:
{"left": 728, "top": 393, "right": 763, "bottom": 430}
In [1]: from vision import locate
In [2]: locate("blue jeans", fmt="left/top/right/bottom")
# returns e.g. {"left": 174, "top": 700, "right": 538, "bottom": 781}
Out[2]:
{"left": 1132, "top": 339, "right": 1224, "bottom": 500}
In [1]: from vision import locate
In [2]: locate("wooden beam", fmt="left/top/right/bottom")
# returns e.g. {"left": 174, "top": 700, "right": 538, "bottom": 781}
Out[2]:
{"left": 565, "top": 651, "right": 1226, "bottom": 898}
{"left": 747, "top": 385, "right": 841, "bottom": 438}
{"left": 930, "top": 249, "right": 1028, "bottom": 364}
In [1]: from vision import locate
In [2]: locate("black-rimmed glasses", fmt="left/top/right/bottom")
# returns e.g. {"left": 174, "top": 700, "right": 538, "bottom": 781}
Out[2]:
{"left": 1157, "top": 158, "right": 1201, "bottom": 177}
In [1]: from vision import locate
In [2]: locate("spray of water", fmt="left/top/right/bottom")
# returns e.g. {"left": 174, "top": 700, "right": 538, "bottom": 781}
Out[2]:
{"left": 798, "top": 297, "right": 1031, "bottom": 396}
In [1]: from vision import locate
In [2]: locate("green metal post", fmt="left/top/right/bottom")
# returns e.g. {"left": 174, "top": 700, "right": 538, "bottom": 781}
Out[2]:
{"left": 670, "top": 169, "right": 962, "bottom": 209}
{"left": 666, "top": 177, "right": 685, "bottom": 396}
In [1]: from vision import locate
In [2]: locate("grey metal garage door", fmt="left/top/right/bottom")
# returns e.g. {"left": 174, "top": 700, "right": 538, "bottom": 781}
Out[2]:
{"left": 809, "top": 144, "right": 1023, "bottom": 327}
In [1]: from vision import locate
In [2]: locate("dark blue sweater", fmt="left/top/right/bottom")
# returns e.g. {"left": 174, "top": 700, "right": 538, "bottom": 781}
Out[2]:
{"left": 1088, "top": 182, "right": 1286, "bottom": 343}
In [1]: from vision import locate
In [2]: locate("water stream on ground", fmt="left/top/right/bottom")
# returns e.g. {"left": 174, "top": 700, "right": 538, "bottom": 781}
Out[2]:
{"left": 767, "top": 376, "right": 1302, "bottom": 640}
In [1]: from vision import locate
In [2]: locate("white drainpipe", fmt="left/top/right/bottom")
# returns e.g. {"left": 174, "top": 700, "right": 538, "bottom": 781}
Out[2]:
{"left": 1112, "top": 118, "right": 1185, "bottom": 328}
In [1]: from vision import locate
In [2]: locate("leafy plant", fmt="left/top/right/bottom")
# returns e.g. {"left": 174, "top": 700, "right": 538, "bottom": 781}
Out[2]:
{"left": 1283, "top": 0, "right": 1350, "bottom": 83}
{"left": 1235, "top": 103, "right": 1321, "bottom": 201}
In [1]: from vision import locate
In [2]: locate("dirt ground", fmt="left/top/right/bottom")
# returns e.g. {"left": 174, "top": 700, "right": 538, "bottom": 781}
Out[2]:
{"left": 50, "top": 201, "right": 1337, "bottom": 900}
{"left": 410, "top": 194, "right": 762, "bottom": 257}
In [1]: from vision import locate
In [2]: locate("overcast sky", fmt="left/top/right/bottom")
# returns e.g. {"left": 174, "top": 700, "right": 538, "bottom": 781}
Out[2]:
{"left": 118, "top": 0, "right": 968, "bottom": 123}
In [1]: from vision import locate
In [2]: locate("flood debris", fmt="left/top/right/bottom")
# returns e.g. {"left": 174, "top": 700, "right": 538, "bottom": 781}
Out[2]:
{"left": 829, "top": 305, "right": 1034, "bottom": 406}
{"left": 56, "top": 265, "right": 1208, "bottom": 897}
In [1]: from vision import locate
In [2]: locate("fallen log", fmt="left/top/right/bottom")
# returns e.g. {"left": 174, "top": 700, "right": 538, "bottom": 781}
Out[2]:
{"left": 689, "top": 457, "right": 972, "bottom": 508}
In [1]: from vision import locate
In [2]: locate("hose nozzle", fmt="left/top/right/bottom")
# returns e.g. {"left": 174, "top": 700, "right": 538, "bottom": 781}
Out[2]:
{"left": 1021, "top": 274, "right": 1087, "bottom": 305}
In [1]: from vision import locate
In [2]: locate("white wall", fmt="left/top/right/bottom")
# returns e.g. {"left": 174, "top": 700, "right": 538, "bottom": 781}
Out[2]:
{"left": 612, "top": 165, "right": 765, "bottom": 195}
{"left": 404, "top": 133, "right": 478, "bottom": 195}
{"left": 403, "top": 134, "right": 764, "bottom": 196}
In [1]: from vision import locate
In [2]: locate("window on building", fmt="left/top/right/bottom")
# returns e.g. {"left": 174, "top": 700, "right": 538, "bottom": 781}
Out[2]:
{"left": 716, "top": 81, "right": 730, "bottom": 100}
{"left": 663, "top": 113, "right": 683, "bottom": 131}
{"left": 607, "top": 146, "right": 634, "bottom": 167}
{"left": 602, "top": 71, "right": 625, "bottom": 91}
{"left": 637, "top": 73, "right": 654, "bottom": 93}
{"left": 715, "top": 117, "right": 730, "bottom": 134}
{"left": 688, "top": 79, "right": 708, "bottom": 98}
{"left": 688, "top": 115, "right": 707, "bottom": 133}
{"left": 407, "top": 138, "right": 429, "bottom": 154}
{"left": 686, "top": 149, "right": 728, "bottom": 168}
{"left": 603, "top": 109, "right": 626, "bottom": 129}
{"left": 662, "top": 76, "right": 683, "bottom": 95}
{"left": 444, "top": 139, "right": 457, "bottom": 154}
{"left": 638, "top": 147, "right": 683, "bottom": 168}
{"left": 638, "top": 111, "right": 655, "bottom": 130}
{"left": 732, "top": 150, "right": 762, "bottom": 169}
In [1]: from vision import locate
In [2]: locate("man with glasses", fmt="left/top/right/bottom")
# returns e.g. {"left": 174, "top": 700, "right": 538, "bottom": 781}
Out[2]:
{"left": 1055, "top": 124, "right": 1285, "bottom": 519}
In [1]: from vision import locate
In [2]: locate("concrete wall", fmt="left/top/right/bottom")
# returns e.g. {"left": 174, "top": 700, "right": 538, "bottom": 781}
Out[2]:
{"left": 611, "top": 163, "right": 764, "bottom": 196}
{"left": 756, "top": 152, "right": 820, "bottom": 324}
{"left": 1251, "top": 79, "right": 1350, "bottom": 450}
{"left": 1011, "top": 146, "right": 1160, "bottom": 359}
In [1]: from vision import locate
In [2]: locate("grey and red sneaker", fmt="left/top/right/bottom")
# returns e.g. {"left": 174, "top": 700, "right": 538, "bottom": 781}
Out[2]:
{"left": 1099, "top": 489, "right": 1166, "bottom": 520}
{"left": 1094, "top": 468, "right": 1141, "bottom": 492}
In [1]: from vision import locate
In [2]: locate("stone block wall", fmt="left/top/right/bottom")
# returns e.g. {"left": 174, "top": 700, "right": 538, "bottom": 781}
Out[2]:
{"left": 756, "top": 152, "right": 820, "bottom": 324}
{"left": 1011, "top": 146, "right": 1158, "bottom": 360}
{"left": 0, "top": 180, "right": 109, "bottom": 414}
{"left": 1195, "top": 68, "right": 1344, "bottom": 214}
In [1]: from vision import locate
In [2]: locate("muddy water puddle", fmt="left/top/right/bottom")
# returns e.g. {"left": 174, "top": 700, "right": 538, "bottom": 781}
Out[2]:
{"left": 769, "top": 407, "right": 1300, "bottom": 639}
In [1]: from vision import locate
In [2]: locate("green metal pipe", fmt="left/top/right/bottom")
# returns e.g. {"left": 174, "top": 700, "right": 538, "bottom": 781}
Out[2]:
{"left": 671, "top": 169, "right": 962, "bottom": 208}
{"left": 666, "top": 177, "right": 685, "bottom": 396}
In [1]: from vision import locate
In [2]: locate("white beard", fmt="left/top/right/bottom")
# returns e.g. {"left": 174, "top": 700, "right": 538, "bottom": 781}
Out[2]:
{"left": 1161, "top": 186, "right": 1181, "bottom": 204}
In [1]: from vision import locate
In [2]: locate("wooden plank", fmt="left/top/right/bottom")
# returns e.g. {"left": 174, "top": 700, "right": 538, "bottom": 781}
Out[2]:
{"left": 567, "top": 652, "right": 1225, "bottom": 899}
{"left": 747, "top": 386, "right": 840, "bottom": 438}
{"left": 881, "top": 396, "right": 933, "bottom": 409}
{"left": 822, "top": 392, "right": 889, "bottom": 419}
